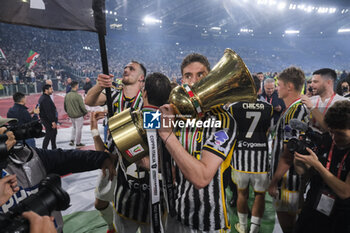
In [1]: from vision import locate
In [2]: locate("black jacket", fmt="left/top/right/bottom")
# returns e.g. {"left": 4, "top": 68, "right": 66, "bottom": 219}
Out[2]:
{"left": 38, "top": 94, "right": 57, "bottom": 125}
{"left": 83, "top": 82, "right": 93, "bottom": 94}
{"left": 7, "top": 103, "right": 38, "bottom": 126}
{"left": 35, "top": 147, "right": 109, "bottom": 175}
{"left": 259, "top": 91, "right": 285, "bottom": 124}
{"left": 1, "top": 145, "right": 110, "bottom": 233}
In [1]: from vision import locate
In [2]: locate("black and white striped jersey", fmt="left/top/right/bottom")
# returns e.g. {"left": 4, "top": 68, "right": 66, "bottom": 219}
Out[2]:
{"left": 174, "top": 108, "right": 236, "bottom": 231}
{"left": 105, "top": 90, "right": 151, "bottom": 223}
{"left": 270, "top": 99, "right": 309, "bottom": 191}
{"left": 228, "top": 100, "right": 273, "bottom": 173}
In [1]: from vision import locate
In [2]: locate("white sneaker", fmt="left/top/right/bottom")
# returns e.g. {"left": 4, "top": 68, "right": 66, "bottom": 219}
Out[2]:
{"left": 234, "top": 223, "right": 247, "bottom": 233}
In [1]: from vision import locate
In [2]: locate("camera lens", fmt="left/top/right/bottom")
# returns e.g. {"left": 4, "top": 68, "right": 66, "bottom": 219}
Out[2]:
{"left": 287, "top": 138, "right": 299, "bottom": 153}
{"left": 1, "top": 174, "right": 70, "bottom": 233}
{"left": 9, "top": 174, "right": 70, "bottom": 216}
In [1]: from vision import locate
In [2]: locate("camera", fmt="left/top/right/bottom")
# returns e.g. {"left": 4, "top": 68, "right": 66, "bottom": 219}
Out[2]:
{"left": 0, "top": 134, "right": 9, "bottom": 176}
{"left": 307, "top": 86, "right": 313, "bottom": 93}
{"left": 287, "top": 137, "right": 315, "bottom": 155}
{"left": 0, "top": 174, "right": 70, "bottom": 233}
{"left": 0, "top": 121, "right": 45, "bottom": 172}
{"left": 6, "top": 120, "right": 45, "bottom": 141}
{"left": 286, "top": 119, "right": 325, "bottom": 154}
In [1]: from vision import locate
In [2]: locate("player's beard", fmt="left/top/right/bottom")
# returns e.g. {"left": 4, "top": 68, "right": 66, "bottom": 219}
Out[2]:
{"left": 314, "top": 85, "right": 326, "bottom": 96}
{"left": 122, "top": 76, "right": 133, "bottom": 86}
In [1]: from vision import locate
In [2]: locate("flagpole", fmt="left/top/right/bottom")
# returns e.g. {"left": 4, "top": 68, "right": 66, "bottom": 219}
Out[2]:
{"left": 97, "top": 32, "right": 113, "bottom": 118}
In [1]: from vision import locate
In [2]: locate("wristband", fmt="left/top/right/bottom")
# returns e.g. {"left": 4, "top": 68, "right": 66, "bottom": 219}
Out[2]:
{"left": 309, "top": 106, "right": 316, "bottom": 112}
{"left": 91, "top": 129, "right": 100, "bottom": 137}
{"left": 164, "top": 131, "right": 173, "bottom": 145}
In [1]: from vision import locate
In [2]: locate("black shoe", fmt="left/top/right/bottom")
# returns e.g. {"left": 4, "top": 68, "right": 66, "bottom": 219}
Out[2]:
{"left": 69, "top": 140, "right": 74, "bottom": 146}
{"left": 76, "top": 143, "right": 85, "bottom": 147}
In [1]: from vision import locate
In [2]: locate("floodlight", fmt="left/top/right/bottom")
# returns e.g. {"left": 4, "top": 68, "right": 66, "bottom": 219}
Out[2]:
{"left": 240, "top": 28, "right": 253, "bottom": 33}
{"left": 277, "top": 2, "right": 286, "bottom": 10}
{"left": 257, "top": 0, "right": 267, "bottom": 5}
{"left": 297, "top": 4, "right": 305, "bottom": 10}
{"left": 304, "top": 6, "right": 313, "bottom": 13}
{"left": 338, "top": 28, "right": 350, "bottom": 33}
{"left": 143, "top": 16, "right": 162, "bottom": 24}
{"left": 210, "top": 27, "right": 221, "bottom": 31}
{"left": 268, "top": 0, "right": 277, "bottom": 6}
{"left": 285, "top": 30, "right": 299, "bottom": 34}
{"left": 329, "top": 8, "right": 336, "bottom": 14}
{"left": 317, "top": 7, "right": 328, "bottom": 14}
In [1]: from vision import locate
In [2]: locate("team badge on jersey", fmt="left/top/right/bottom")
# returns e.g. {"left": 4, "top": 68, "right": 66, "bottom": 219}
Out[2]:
{"left": 143, "top": 111, "right": 161, "bottom": 129}
{"left": 214, "top": 130, "right": 228, "bottom": 145}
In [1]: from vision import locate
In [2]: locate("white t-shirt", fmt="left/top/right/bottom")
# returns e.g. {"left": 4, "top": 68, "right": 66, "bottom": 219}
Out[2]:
{"left": 310, "top": 94, "right": 348, "bottom": 132}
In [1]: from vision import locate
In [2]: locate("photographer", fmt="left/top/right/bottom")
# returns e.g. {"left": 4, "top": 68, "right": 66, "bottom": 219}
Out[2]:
{"left": 22, "top": 211, "right": 57, "bottom": 233}
{"left": 7, "top": 92, "right": 40, "bottom": 147}
{"left": 294, "top": 100, "right": 350, "bottom": 233}
{"left": 0, "top": 174, "right": 19, "bottom": 206}
{"left": 0, "top": 116, "right": 116, "bottom": 233}
{"left": 0, "top": 118, "right": 18, "bottom": 205}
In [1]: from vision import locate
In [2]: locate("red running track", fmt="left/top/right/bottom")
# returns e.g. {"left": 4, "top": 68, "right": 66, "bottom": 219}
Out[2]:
{"left": 0, "top": 91, "right": 92, "bottom": 129}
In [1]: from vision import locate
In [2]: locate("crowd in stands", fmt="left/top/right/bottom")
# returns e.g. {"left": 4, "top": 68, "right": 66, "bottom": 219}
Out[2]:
{"left": 0, "top": 23, "right": 349, "bottom": 92}
{"left": 1, "top": 19, "right": 350, "bottom": 233}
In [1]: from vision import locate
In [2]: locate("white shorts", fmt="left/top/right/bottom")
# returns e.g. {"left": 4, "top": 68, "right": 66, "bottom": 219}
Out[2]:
{"left": 272, "top": 170, "right": 301, "bottom": 213}
{"left": 95, "top": 169, "right": 117, "bottom": 201}
{"left": 232, "top": 169, "right": 269, "bottom": 192}
{"left": 273, "top": 187, "right": 300, "bottom": 213}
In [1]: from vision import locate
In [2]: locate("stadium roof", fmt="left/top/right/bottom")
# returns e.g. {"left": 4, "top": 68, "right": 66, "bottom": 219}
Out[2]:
{"left": 105, "top": 0, "right": 350, "bottom": 38}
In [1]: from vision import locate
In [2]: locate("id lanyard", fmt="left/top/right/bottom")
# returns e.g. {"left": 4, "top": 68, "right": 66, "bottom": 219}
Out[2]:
{"left": 326, "top": 142, "right": 349, "bottom": 179}
{"left": 265, "top": 95, "right": 273, "bottom": 104}
{"left": 316, "top": 93, "right": 336, "bottom": 115}
{"left": 146, "top": 129, "right": 164, "bottom": 233}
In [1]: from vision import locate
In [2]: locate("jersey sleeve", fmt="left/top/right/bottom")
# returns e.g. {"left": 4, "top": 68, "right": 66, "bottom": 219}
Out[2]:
{"left": 284, "top": 103, "right": 309, "bottom": 142}
{"left": 202, "top": 112, "right": 236, "bottom": 160}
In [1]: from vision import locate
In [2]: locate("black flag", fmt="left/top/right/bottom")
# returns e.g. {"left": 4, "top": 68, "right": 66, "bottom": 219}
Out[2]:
{"left": 0, "top": 0, "right": 106, "bottom": 34}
